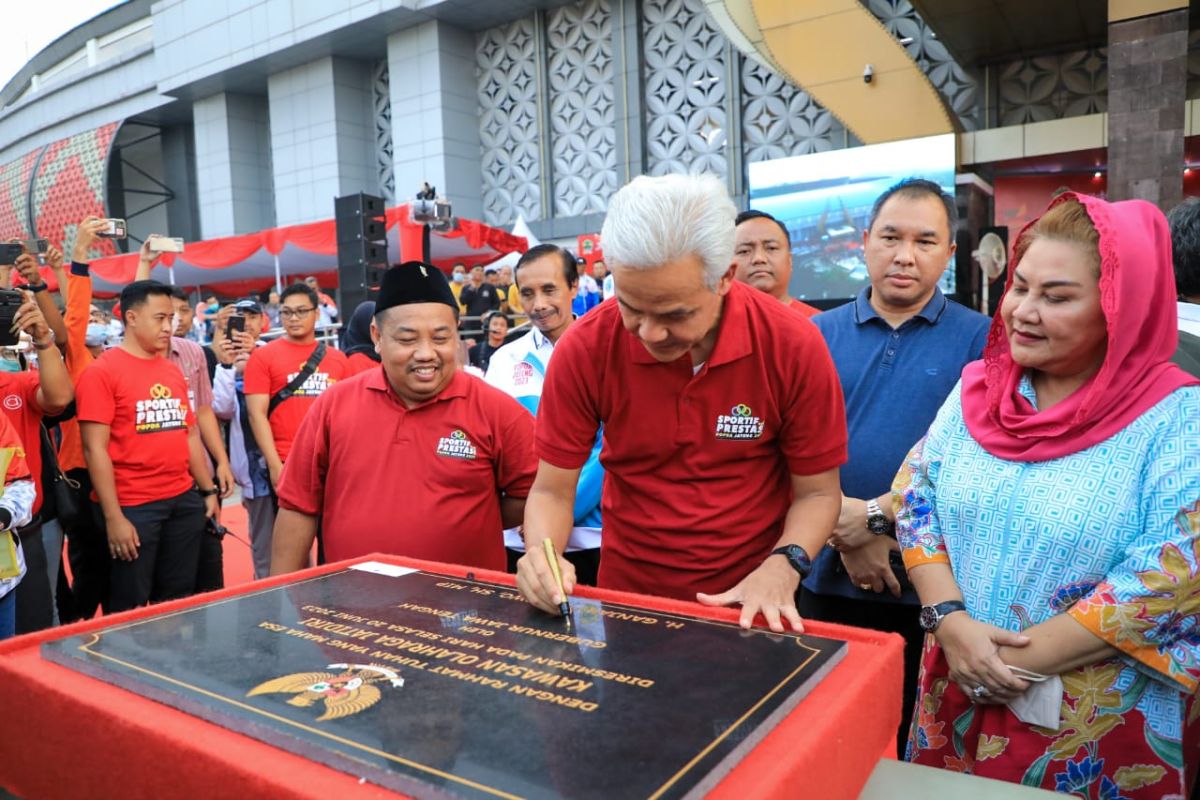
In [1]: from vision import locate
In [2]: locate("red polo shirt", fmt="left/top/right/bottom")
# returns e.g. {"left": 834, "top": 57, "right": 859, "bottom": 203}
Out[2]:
{"left": 276, "top": 369, "right": 537, "bottom": 570}
{"left": 790, "top": 298, "right": 821, "bottom": 318}
{"left": 538, "top": 280, "right": 847, "bottom": 600}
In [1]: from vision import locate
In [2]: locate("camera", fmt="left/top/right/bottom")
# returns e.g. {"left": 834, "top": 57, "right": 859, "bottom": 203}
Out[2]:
{"left": 863, "top": 64, "right": 874, "bottom": 84}
{"left": 410, "top": 183, "right": 454, "bottom": 232}
{"left": 0, "top": 243, "right": 23, "bottom": 265}
{"left": 97, "top": 218, "right": 127, "bottom": 239}
{"left": 0, "top": 289, "right": 25, "bottom": 347}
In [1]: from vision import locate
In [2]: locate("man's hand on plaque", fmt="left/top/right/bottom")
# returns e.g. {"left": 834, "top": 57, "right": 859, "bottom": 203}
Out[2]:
{"left": 515, "top": 540, "right": 576, "bottom": 615}
{"left": 695, "top": 558, "right": 803, "bottom": 634}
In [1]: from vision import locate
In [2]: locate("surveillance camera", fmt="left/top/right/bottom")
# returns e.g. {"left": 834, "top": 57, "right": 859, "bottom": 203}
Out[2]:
{"left": 863, "top": 64, "right": 874, "bottom": 84}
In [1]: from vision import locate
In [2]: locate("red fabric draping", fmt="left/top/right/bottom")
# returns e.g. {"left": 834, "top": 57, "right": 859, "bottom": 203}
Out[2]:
{"left": 0, "top": 554, "right": 902, "bottom": 800}
{"left": 81, "top": 205, "right": 528, "bottom": 291}
{"left": 263, "top": 219, "right": 337, "bottom": 256}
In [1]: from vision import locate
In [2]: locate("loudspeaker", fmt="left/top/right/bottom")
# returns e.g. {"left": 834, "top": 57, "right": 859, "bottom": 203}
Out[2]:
{"left": 335, "top": 192, "right": 388, "bottom": 316}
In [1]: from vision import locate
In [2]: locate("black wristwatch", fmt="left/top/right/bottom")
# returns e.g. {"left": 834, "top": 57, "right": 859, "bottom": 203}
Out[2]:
{"left": 24, "top": 282, "right": 48, "bottom": 293}
{"left": 865, "top": 498, "right": 894, "bottom": 536}
{"left": 919, "top": 600, "right": 967, "bottom": 632}
{"left": 770, "top": 544, "right": 813, "bottom": 579}
{"left": 196, "top": 487, "right": 219, "bottom": 497}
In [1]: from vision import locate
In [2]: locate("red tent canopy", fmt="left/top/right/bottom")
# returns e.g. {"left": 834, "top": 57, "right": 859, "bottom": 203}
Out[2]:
{"left": 30, "top": 205, "right": 526, "bottom": 297}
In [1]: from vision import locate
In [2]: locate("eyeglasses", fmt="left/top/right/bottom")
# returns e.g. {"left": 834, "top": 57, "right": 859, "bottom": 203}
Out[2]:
{"left": 279, "top": 307, "right": 316, "bottom": 319}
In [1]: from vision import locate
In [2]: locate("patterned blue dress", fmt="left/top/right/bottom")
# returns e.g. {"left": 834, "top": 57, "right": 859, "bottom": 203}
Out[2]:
{"left": 893, "top": 377, "right": 1200, "bottom": 797}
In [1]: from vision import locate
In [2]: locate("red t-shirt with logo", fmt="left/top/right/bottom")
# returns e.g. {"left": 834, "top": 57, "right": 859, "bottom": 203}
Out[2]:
{"left": 0, "top": 371, "right": 43, "bottom": 514}
{"left": 76, "top": 348, "right": 197, "bottom": 507}
{"left": 537, "top": 280, "right": 848, "bottom": 600}
{"left": 243, "top": 339, "right": 349, "bottom": 462}
{"left": 276, "top": 370, "right": 536, "bottom": 569}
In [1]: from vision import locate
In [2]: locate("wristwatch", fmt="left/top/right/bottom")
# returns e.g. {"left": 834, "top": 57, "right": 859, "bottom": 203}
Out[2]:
{"left": 196, "top": 486, "right": 219, "bottom": 497}
{"left": 770, "top": 544, "right": 813, "bottom": 579}
{"left": 24, "top": 282, "right": 48, "bottom": 293}
{"left": 865, "top": 498, "right": 894, "bottom": 536}
{"left": 919, "top": 600, "right": 967, "bottom": 632}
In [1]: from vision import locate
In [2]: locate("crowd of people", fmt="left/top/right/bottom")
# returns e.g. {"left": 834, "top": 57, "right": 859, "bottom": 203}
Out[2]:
{"left": 0, "top": 170, "right": 1195, "bottom": 798}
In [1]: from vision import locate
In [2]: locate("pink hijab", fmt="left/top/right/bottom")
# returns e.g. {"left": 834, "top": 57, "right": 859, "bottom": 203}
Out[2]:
{"left": 961, "top": 191, "right": 1197, "bottom": 462}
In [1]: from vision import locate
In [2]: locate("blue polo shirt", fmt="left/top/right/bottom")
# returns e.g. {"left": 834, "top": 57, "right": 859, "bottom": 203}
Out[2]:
{"left": 803, "top": 287, "right": 990, "bottom": 604}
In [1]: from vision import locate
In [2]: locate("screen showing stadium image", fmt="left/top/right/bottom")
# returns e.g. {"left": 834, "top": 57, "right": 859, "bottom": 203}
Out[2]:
{"left": 746, "top": 133, "right": 957, "bottom": 303}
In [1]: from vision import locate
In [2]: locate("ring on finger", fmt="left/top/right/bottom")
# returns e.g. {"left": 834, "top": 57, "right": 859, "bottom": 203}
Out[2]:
{"left": 972, "top": 684, "right": 990, "bottom": 699}
{"left": 858, "top": 583, "right": 873, "bottom": 591}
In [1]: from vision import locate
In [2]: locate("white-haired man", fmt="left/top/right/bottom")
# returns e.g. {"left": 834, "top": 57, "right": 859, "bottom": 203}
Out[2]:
{"left": 516, "top": 174, "right": 848, "bottom": 632}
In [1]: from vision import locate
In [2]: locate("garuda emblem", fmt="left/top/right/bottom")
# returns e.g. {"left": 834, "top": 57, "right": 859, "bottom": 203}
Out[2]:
{"left": 247, "top": 663, "right": 404, "bottom": 722}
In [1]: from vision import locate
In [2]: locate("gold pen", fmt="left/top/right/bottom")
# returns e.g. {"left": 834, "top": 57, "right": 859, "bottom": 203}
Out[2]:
{"left": 542, "top": 538, "right": 572, "bottom": 620}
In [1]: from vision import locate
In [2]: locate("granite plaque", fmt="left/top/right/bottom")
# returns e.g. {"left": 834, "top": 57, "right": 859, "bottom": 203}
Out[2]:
{"left": 42, "top": 564, "right": 846, "bottom": 799}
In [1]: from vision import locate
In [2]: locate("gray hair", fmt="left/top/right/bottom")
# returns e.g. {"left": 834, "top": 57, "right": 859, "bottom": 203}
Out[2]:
{"left": 600, "top": 173, "right": 736, "bottom": 290}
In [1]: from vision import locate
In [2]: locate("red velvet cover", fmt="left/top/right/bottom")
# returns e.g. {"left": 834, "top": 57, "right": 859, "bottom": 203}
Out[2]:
{"left": 0, "top": 555, "right": 902, "bottom": 799}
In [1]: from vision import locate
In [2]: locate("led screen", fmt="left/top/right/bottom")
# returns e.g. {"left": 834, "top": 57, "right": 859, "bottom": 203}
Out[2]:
{"left": 746, "top": 133, "right": 957, "bottom": 302}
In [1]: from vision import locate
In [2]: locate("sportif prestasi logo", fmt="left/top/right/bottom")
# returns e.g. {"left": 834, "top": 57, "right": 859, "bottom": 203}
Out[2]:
{"left": 286, "top": 362, "right": 334, "bottom": 398}
{"left": 136, "top": 383, "right": 188, "bottom": 434}
{"left": 436, "top": 429, "right": 477, "bottom": 459}
{"left": 715, "top": 403, "right": 765, "bottom": 440}
{"left": 2, "top": 394, "right": 21, "bottom": 411}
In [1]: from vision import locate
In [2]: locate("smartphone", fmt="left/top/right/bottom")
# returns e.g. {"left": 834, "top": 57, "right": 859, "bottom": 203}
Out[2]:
{"left": 0, "top": 289, "right": 25, "bottom": 347}
{"left": 227, "top": 314, "right": 245, "bottom": 338}
{"left": 148, "top": 235, "right": 184, "bottom": 253}
{"left": 0, "top": 243, "right": 22, "bottom": 265}
{"left": 97, "top": 219, "right": 127, "bottom": 239}
{"left": 21, "top": 239, "right": 48, "bottom": 266}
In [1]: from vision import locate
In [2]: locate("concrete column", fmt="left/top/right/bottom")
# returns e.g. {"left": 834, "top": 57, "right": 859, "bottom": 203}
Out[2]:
{"left": 386, "top": 20, "right": 483, "bottom": 221}
{"left": 1106, "top": 4, "right": 1188, "bottom": 210}
{"left": 267, "top": 57, "right": 376, "bottom": 227}
{"left": 161, "top": 123, "right": 199, "bottom": 242}
{"left": 193, "top": 92, "right": 274, "bottom": 237}
{"left": 610, "top": 0, "right": 645, "bottom": 188}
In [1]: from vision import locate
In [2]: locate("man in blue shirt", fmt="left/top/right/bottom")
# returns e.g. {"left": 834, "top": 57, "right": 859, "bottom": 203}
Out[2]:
{"left": 486, "top": 244, "right": 604, "bottom": 584}
{"left": 799, "top": 178, "right": 990, "bottom": 751}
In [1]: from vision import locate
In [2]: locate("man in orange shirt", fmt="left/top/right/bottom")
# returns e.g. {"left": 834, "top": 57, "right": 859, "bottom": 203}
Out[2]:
{"left": 59, "top": 217, "right": 111, "bottom": 619}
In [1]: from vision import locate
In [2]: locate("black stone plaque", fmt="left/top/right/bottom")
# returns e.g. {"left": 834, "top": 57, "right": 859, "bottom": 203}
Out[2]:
{"left": 42, "top": 564, "right": 846, "bottom": 799}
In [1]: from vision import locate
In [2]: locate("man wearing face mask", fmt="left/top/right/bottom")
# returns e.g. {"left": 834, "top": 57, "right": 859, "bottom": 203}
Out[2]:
{"left": 58, "top": 217, "right": 115, "bottom": 619}
{"left": 449, "top": 262, "right": 468, "bottom": 314}
{"left": 270, "top": 262, "right": 537, "bottom": 575}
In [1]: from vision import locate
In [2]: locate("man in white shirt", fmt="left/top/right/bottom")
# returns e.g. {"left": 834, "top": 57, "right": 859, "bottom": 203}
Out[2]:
{"left": 485, "top": 244, "right": 604, "bottom": 584}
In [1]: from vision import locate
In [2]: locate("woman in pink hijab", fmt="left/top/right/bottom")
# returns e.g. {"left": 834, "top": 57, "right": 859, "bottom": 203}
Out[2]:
{"left": 893, "top": 192, "right": 1199, "bottom": 797}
